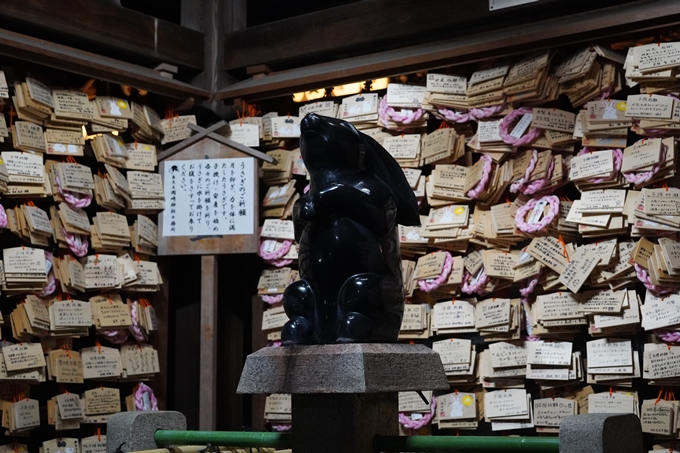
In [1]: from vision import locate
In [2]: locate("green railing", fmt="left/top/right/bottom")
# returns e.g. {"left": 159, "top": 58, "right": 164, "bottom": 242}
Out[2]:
{"left": 373, "top": 435, "right": 560, "bottom": 452}
{"left": 154, "top": 431, "right": 291, "bottom": 450}
{"left": 154, "top": 430, "right": 561, "bottom": 452}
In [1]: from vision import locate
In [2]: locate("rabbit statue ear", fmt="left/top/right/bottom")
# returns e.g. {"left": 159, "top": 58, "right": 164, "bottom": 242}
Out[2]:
{"left": 361, "top": 133, "right": 421, "bottom": 226}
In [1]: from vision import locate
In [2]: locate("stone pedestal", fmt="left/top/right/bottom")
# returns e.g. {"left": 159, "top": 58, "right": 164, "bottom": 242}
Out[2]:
{"left": 559, "top": 413, "right": 643, "bottom": 453}
{"left": 293, "top": 393, "right": 397, "bottom": 453}
{"left": 237, "top": 344, "right": 448, "bottom": 453}
{"left": 106, "top": 411, "right": 186, "bottom": 453}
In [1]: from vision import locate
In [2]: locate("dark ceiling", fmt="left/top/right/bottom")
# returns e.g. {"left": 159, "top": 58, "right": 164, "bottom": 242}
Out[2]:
{"left": 119, "top": 0, "right": 359, "bottom": 27}
{"left": 120, "top": 0, "right": 181, "bottom": 24}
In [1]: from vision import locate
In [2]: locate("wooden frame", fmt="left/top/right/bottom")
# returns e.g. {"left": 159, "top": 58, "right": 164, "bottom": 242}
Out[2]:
{"left": 156, "top": 137, "right": 262, "bottom": 429}
{"left": 157, "top": 138, "right": 260, "bottom": 256}
{"left": 7, "top": 0, "right": 680, "bottom": 433}
{"left": 216, "top": 0, "right": 680, "bottom": 102}
{"left": 229, "top": 0, "right": 680, "bottom": 431}
{"left": 0, "top": 0, "right": 204, "bottom": 70}
{"left": 222, "top": 0, "right": 624, "bottom": 71}
{"left": 157, "top": 122, "right": 231, "bottom": 162}
{"left": 0, "top": 27, "right": 210, "bottom": 100}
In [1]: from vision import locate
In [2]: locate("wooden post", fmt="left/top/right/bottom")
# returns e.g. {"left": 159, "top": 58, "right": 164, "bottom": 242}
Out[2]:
{"left": 200, "top": 255, "right": 219, "bottom": 430}
{"left": 149, "top": 257, "right": 171, "bottom": 409}
{"left": 182, "top": 0, "right": 246, "bottom": 116}
{"left": 251, "top": 294, "right": 267, "bottom": 430}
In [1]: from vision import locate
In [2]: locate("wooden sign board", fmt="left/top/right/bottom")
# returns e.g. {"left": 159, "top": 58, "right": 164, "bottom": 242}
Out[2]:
{"left": 158, "top": 138, "right": 258, "bottom": 255}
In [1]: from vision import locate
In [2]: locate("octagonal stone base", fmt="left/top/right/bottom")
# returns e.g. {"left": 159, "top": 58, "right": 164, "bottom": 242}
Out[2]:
{"left": 237, "top": 343, "right": 448, "bottom": 394}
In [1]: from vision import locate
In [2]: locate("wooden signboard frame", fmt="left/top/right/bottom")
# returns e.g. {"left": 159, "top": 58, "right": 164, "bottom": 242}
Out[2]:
{"left": 157, "top": 131, "right": 266, "bottom": 429}
{"left": 157, "top": 137, "right": 259, "bottom": 256}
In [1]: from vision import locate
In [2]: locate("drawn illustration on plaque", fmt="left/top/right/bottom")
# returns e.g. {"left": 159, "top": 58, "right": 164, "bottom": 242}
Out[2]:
{"left": 281, "top": 113, "right": 420, "bottom": 345}
{"left": 406, "top": 229, "right": 421, "bottom": 241}
{"left": 268, "top": 186, "right": 287, "bottom": 200}
{"left": 348, "top": 97, "right": 373, "bottom": 116}
{"left": 277, "top": 119, "right": 301, "bottom": 137}
{"left": 53, "top": 144, "right": 75, "bottom": 154}
{"left": 440, "top": 206, "right": 455, "bottom": 224}
{"left": 602, "top": 100, "right": 618, "bottom": 120}
{"left": 450, "top": 393, "right": 464, "bottom": 417}
{"left": 108, "top": 99, "right": 121, "bottom": 116}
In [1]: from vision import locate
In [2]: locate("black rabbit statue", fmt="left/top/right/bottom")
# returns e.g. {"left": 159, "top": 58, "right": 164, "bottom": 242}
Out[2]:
{"left": 281, "top": 113, "right": 421, "bottom": 345}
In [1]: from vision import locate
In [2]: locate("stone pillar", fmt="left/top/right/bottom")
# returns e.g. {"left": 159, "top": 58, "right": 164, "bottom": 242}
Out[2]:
{"left": 293, "top": 393, "right": 397, "bottom": 453}
{"left": 106, "top": 411, "right": 187, "bottom": 453}
{"left": 559, "top": 413, "right": 643, "bottom": 453}
{"left": 237, "top": 343, "right": 449, "bottom": 453}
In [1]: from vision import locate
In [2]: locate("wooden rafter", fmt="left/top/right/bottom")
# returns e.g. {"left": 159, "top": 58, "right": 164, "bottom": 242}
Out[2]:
{"left": 186, "top": 124, "right": 275, "bottom": 163}
{"left": 222, "top": 0, "right": 630, "bottom": 72}
{"left": 216, "top": 0, "right": 680, "bottom": 102}
{"left": 0, "top": 27, "right": 211, "bottom": 100}
{"left": 156, "top": 121, "right": 275, "bottom": 163}
{"left": 0, "top": 0, "right": 204, "bottom": 71}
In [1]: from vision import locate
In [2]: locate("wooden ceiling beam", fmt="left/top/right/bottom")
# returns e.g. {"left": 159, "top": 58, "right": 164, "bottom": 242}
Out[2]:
{"left": 216, "top": 0, "right": 680, "bottom": 102}
{"left": 0, "top": 27, "right": 211, "bottom": 100}
{"left": 222, "top": 0, "right": 633, "bottom": 72}
{"left": 0, "top": 0, "right": 204, "bottom": 71}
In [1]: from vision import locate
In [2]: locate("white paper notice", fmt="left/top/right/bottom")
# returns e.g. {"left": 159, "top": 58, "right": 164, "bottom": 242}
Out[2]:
{"left": 162, "top": 158, "right": 255, "bottom": 237}
{"left": 489, "top": 0, "right": 539, "bottom": 11}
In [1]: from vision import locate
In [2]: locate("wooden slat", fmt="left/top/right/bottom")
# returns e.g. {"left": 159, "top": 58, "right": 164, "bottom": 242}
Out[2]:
{"left": 0, "top": 27, "right": 210, "bottom": 100}
{"left": 224, "top": 308, "right": 244, "bottom": 429}
{"left": 216, "top": 0, "right": 680, "bottom": 101}
{"left": 250, "top": 295, "right": 267, "bottom": 430}
{"left": 199, "top": 255, "right": 219, "bottom": 430}
{"left": 222, "top": 0, "right": 586, "bottom": 71}
{"left": 0, "top": 0, "right": 204, "bottom": 70}
{"left": 149, "top": 257, "right": 170, "bottom": 409}
{"left": 157, "top": 121, "right": 228, "bottom": 162}
{"left": 186, "top": 124, "right": 275, "bottom": 163}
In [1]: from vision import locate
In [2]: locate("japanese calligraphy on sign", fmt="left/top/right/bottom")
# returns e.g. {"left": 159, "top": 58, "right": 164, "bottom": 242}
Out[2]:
{"left": 162, "top": 158, "right": 255, "bottom": 237}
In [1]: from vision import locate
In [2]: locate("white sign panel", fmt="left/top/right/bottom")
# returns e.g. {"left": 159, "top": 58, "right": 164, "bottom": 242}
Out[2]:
{"left": 162, "top": 158, "right": 255, "bottom": 237}
{"left": 489, "top": 0, "right": 539, "bottom": 10}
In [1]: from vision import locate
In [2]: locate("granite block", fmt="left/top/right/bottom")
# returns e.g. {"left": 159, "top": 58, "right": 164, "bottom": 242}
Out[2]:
{"left": 237, "top": 343, "right": 448, "bottom": 394}
{"left": 107, "top": 411, "right": 186, "bottom": 453}
{"left": 559, "top": 413, "right": 643, "bottom": 453}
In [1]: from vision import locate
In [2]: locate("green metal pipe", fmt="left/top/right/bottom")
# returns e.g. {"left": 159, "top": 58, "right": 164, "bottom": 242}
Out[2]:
{"left": 154, "top": 430, "right": 292, "bottom": 450}
{"left": 373, "top": 435, "right": 560, "bottom": 453}
{"left": 154, "top": 430, "right": 560, "bottom": 453}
